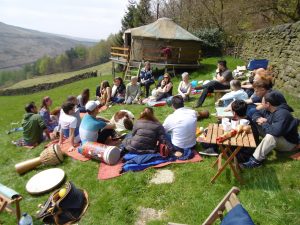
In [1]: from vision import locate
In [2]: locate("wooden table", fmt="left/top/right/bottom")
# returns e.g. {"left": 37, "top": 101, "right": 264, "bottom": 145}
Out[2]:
{"left": 202, "top": 123, "right": 256, "bottom": 184}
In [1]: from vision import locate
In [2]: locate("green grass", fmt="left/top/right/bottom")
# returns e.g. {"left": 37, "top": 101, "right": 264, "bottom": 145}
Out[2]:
{"left": 0, "top": 57, "right": 299, "bottom": 225}
{"left": 3, "top": 61, "right": 112, "bottom": 90}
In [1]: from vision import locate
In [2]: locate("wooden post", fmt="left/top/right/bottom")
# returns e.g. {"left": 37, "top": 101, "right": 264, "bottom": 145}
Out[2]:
{"left": 112, "top": 62, "right": 115, "bottom": 79}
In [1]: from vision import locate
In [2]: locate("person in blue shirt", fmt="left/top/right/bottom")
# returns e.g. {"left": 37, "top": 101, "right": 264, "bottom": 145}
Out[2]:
{"left": 79, "top": 100, "right": 116, "bottom": 144}
{"left": 139, "top": 61, "right": 155, "bottom": 97}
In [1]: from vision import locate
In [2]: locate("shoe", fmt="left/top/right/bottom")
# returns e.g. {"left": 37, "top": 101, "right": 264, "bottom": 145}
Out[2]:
{"left": 199, "top": 147, "right": 219, "bottom": 156}
{"left": 6, "top": 130, "right": 11, "bottom": 134}
{"left": 240, "top": 156, "right": 262, "bottom": 169}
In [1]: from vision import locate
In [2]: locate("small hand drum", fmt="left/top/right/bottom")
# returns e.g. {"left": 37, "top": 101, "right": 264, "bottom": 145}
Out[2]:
{"left": 26, "top": 168, "right": 65, "bottom": 195}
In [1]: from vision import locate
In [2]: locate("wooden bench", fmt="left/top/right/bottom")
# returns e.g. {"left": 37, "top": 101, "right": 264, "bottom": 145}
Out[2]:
{"left": 202, "top": 124, "right": 256, "bottom": 184}
{"left": 0, "top": 183, "right": 22, "bottom": 222}
{"left": 202, "top": 186, "right": 240, "bottom": 225}
{"left": 213, "top": 89, "right": 231, "bottom": 102}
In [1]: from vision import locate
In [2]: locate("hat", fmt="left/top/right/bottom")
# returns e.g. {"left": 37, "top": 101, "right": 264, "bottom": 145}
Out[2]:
{"left": 85, "top": 100, "right": 100, "bottom": 111}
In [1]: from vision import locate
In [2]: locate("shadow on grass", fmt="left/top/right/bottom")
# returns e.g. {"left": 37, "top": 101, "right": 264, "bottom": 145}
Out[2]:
{"left": 242, "top": 166, "right": 281, "bottom": 191}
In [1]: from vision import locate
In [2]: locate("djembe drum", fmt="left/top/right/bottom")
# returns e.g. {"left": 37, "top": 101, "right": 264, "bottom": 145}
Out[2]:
{"left": 15, "top": 144, "right": 64, "bottom": 174}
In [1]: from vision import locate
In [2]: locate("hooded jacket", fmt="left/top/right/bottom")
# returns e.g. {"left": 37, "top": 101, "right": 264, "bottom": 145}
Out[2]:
{"left": 252, "top": 103, "right": 299, "bottom": 144}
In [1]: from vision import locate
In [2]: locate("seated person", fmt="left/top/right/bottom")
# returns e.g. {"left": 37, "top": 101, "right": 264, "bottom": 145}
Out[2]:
{"left": 178, "top": 72, "right": 191, "bottom": 101}
{"left": 139, "top": 61, "right": 155, "bottom": 97}
{"left": 96, "top": 80, "right": 111, "bottom": 106}
{"left": 111, "top": 77, "right": 126, "bottom": 103}
{"left": 110, "top": 110, "right": 135, "bottom": 133}
{"left": 59, "top": 102, "right": 80, "bottom": 151}
{"left": 241, "top": 92, "right": 299, "bottom": 168}
{"left": 194, "top": 60, "right": 233, "bottom": 108}
{"left": 122, "top": 107, "right": 168, "bottom": 154}
{"left": 200, "top": 100, "right": 259, "bottom": 163}
{"left": 151, "top": 73, "right": 173, "bottom": 101}
{"left": 39, "top": 96, "right": 58, "bottom": 132}
{"left": 125, "top": 76, "right": 141, "bottom": 104}
{"left": 216, "top": 80, "right": 248, "bottom": 107}
{"left": 77, "top": 88, "right": 90, "bottom": 113}
{"left": 163, "top": 96, "right": 197, "bottom": 150}
{"left": 13, "top": 102, "right": 50, "bottom": 147}
{"left": 65, "top": 96, "right": 81, "bottom": 128}
{"left": 242, "top": 68, "right": 267, "bottom": 97}
{"left": 79, "top": 100, "right": 116, "bottom": 144}
{"left": 246, "top": 79, "right": 291, "bottom": 117}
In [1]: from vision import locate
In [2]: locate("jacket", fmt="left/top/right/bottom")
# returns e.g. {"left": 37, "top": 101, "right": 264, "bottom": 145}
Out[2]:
{"left": 122, "top": 119, "right": 166, "bottom": 153}
{"left": 252, "top": 103, "right": 299, "bottom": 144}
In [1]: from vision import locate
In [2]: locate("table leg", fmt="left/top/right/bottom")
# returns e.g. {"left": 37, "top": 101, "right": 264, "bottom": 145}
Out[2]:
{"left": 211, "top": 146, "right": 243, "bottom": 184}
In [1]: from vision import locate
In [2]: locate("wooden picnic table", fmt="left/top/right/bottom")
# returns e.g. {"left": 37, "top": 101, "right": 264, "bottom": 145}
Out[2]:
{"left": 202, "top": 123, "right": 256, "bottom": 184}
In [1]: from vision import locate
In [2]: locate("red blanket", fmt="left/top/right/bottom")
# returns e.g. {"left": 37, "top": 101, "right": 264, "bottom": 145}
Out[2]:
{"left": 98, "top": 151, "right": 203, "bottom": 180}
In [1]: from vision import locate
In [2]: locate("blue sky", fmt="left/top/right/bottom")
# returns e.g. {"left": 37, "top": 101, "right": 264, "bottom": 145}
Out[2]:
{"left": 0, "top": 0, "right": 130, "bottom": 40}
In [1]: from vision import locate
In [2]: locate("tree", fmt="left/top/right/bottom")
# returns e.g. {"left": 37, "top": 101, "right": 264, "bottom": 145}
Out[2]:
{"left": 121, "top": 2, "right": 137, "bottom": 31}
{"left": 134, "top": 0, "right": 153, "bottom": 26}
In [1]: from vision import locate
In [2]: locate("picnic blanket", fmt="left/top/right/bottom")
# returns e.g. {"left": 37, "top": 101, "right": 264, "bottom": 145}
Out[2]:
{"left": 98, "top": 150, "right": 203, "bottom": 180}
{"left": 47, "top": 140, "right": 90, "bottom": 162}
{"left": 290, "top": 151, "right": 300, "bottom": 160}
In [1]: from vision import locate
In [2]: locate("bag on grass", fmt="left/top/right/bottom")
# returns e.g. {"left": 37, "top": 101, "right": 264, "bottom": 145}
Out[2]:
{"left": 36, "top": 181, "right": 89, "bottom": 225}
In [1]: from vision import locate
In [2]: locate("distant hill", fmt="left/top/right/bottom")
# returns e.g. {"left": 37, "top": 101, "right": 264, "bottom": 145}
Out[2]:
{"left": 0, "top": 22, "right": 97, "bottom": 70}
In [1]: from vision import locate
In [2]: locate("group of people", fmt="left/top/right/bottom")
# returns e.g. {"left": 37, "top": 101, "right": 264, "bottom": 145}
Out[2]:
{"left": 12, "top": 59, "right": 299, "bottom": 170}
{"left": 197, "top": 60, "right": 299, "bottom": 169}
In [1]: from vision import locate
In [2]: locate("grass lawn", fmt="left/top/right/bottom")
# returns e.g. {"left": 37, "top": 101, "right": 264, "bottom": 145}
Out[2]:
{"left": 3, "top": 61, "right": 112, "bottom": 90}
{"left": 0, "top": 57, "right": 299, "bottom": 225}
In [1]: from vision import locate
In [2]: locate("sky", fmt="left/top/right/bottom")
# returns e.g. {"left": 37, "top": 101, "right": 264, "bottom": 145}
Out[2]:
{"left": 0, "top": 0, "right": 130, "bottom": 40}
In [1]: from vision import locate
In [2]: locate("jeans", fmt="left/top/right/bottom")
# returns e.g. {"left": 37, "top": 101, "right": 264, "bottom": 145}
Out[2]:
{"left": 140, "top": 80, "right": 154, "bottom": 97}
{"left": 196, "top": 80, "right": 229, "bottom": 107}
{"left": 111, "top": 97, "right": 125, "bottom": 103}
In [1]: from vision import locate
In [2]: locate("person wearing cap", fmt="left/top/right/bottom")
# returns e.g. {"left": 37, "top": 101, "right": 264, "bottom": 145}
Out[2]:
{"left": 79, "top": 100, "right": 116, "bottom": 144}
{"left": 177, "top": 72, "right": 191, "bottom": 101}
{"left": 125, "top": 76, "right": 141, "bottom": 104}
{"left": 241, "top": 92, "right": 299, "bottom": 169}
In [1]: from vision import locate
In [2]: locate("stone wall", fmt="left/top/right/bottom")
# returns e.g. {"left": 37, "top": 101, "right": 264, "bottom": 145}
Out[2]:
{"left": 0, "top": 71, "right": 97, "bottom": 96}
{"left": 238, "top": 21, "right": 300, "bottom": 97}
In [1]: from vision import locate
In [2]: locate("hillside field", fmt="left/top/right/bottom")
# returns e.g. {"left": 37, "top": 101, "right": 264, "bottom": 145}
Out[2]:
{"left": 0, "top": 57, "right": 299, "bottom": 225}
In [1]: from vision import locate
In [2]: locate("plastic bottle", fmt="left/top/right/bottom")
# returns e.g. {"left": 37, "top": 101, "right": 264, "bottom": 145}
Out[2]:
{"left": 19, "top": 212, "right": 33, "bottom": 225}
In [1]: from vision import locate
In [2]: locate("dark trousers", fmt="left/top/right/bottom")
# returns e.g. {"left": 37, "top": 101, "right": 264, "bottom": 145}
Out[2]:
{"left": 196, "top": 81, "right": 229, "bottom": 107}
{"left": 97, "top": 129, "right": 116, "bottom": 143}
{"left": 140, "top": 80, "right": 154, "bottom": 97}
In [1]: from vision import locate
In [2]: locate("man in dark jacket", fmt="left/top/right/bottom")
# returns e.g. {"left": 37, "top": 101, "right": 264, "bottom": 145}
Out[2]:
{"left": 241, "top": 92, "right": 299, "bottom": 168}
{"left": 194, "top": 60, "right": 233, "bottom": 108}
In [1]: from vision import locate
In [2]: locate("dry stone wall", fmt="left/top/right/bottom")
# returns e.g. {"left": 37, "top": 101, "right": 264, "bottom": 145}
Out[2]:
{"left": 238, "top": 21, "right": 300, "bottom": 97}
{"left": 0, "top": 71, "right": 97, "bottom": 96}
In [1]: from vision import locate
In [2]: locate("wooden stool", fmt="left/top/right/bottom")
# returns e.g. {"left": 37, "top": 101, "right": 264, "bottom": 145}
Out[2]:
{"left": 0, "top": 183, "right": 22, "bottom": 222}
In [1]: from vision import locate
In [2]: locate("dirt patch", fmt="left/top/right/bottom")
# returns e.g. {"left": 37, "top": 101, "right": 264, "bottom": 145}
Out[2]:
{"left": 135, "top": 207, "right": 165, "bottom": 225}
{"left": 149, "top": 169, "right": 174, "bottom": 184}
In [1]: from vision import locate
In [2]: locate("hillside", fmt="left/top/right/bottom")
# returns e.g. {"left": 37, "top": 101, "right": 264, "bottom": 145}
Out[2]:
{"left": 0, "top": 22, "right": 96, "bottom": 70}
{"left": 3, "top": 61, "right": 112, "bottom": 90}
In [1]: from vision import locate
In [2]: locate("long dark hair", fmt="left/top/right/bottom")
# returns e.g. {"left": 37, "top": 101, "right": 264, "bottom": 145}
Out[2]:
{"left": 114, "top": 77, "right": 124, "bottom": 86}
{"left": 81, "top": 88, "right": 90, "bottom": 106}
{"left": 139, "top": 107, "right": 159, "bottom": 123}
{"left": 101, "top": 80, "right": 110, "bottom": 90}
{"left": 41, "top": 96, "right": 50, "bottom": 111}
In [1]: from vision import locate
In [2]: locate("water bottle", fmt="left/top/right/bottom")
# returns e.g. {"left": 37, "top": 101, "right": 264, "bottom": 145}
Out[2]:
{"left": 19, "top": 212, "right": 33, "bottom": 225}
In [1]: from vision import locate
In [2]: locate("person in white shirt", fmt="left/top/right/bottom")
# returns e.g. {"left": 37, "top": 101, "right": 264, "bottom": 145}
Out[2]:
{"left": 177, "top": 72, "right": 192, "bottom": 101}
{"left": 217, "top": 79, "right": 248, "bottom": 107}
{"left": 163, "top": 95, "right": 197, "bottom": 149}
{"left": 59, "top": 101, "right": 81, "bottom": 151}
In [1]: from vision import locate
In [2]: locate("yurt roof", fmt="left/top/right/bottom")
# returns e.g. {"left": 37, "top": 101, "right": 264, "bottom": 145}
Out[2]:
{"left": 124, "top": 17, "right": 201, "bottom": 41}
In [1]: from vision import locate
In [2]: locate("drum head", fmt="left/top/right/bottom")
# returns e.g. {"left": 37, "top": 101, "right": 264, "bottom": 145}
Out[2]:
{"left": 104, "top": 147, "right": 120, "bottom": 165}
{"left": 26, "top": 168, "right": 65, "bottom": 195}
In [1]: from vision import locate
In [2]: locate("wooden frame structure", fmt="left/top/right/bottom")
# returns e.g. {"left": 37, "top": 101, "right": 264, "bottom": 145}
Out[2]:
{"left": 0, "top": 190, "right": 22, "bottom": 222}
{"left": 202, "top": 124, "right": 256, "bottom": 184}
{"left": 202, "top": 186, "right": 240, "bottom": 225}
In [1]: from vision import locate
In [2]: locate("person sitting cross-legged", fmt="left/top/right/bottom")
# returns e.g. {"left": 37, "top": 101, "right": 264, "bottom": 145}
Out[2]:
{"left": 58, "top": 101, "right": 81, "bottom": 151}
{"left": 79, "top": 100, "right": 116, "bottom": 144}
{"left": 151, "top": 73, "right": 173, "bottom": 101}
{"left": 194, "top": 60, "right": 233, "bottom": 108}
{"left": 13, "top": 102, "right": 50, "bottom": 147}
{"left": 177, "top": 72, "right": 192, "bottom": 101}
{"left": 163, "top": 95, "right": 197, "bottom": 151}
{"left": 241, "top": 92, "right": 299, "bottom": 169}
{"left": 125, "top": 76, "right": 141, "bottom": 104}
